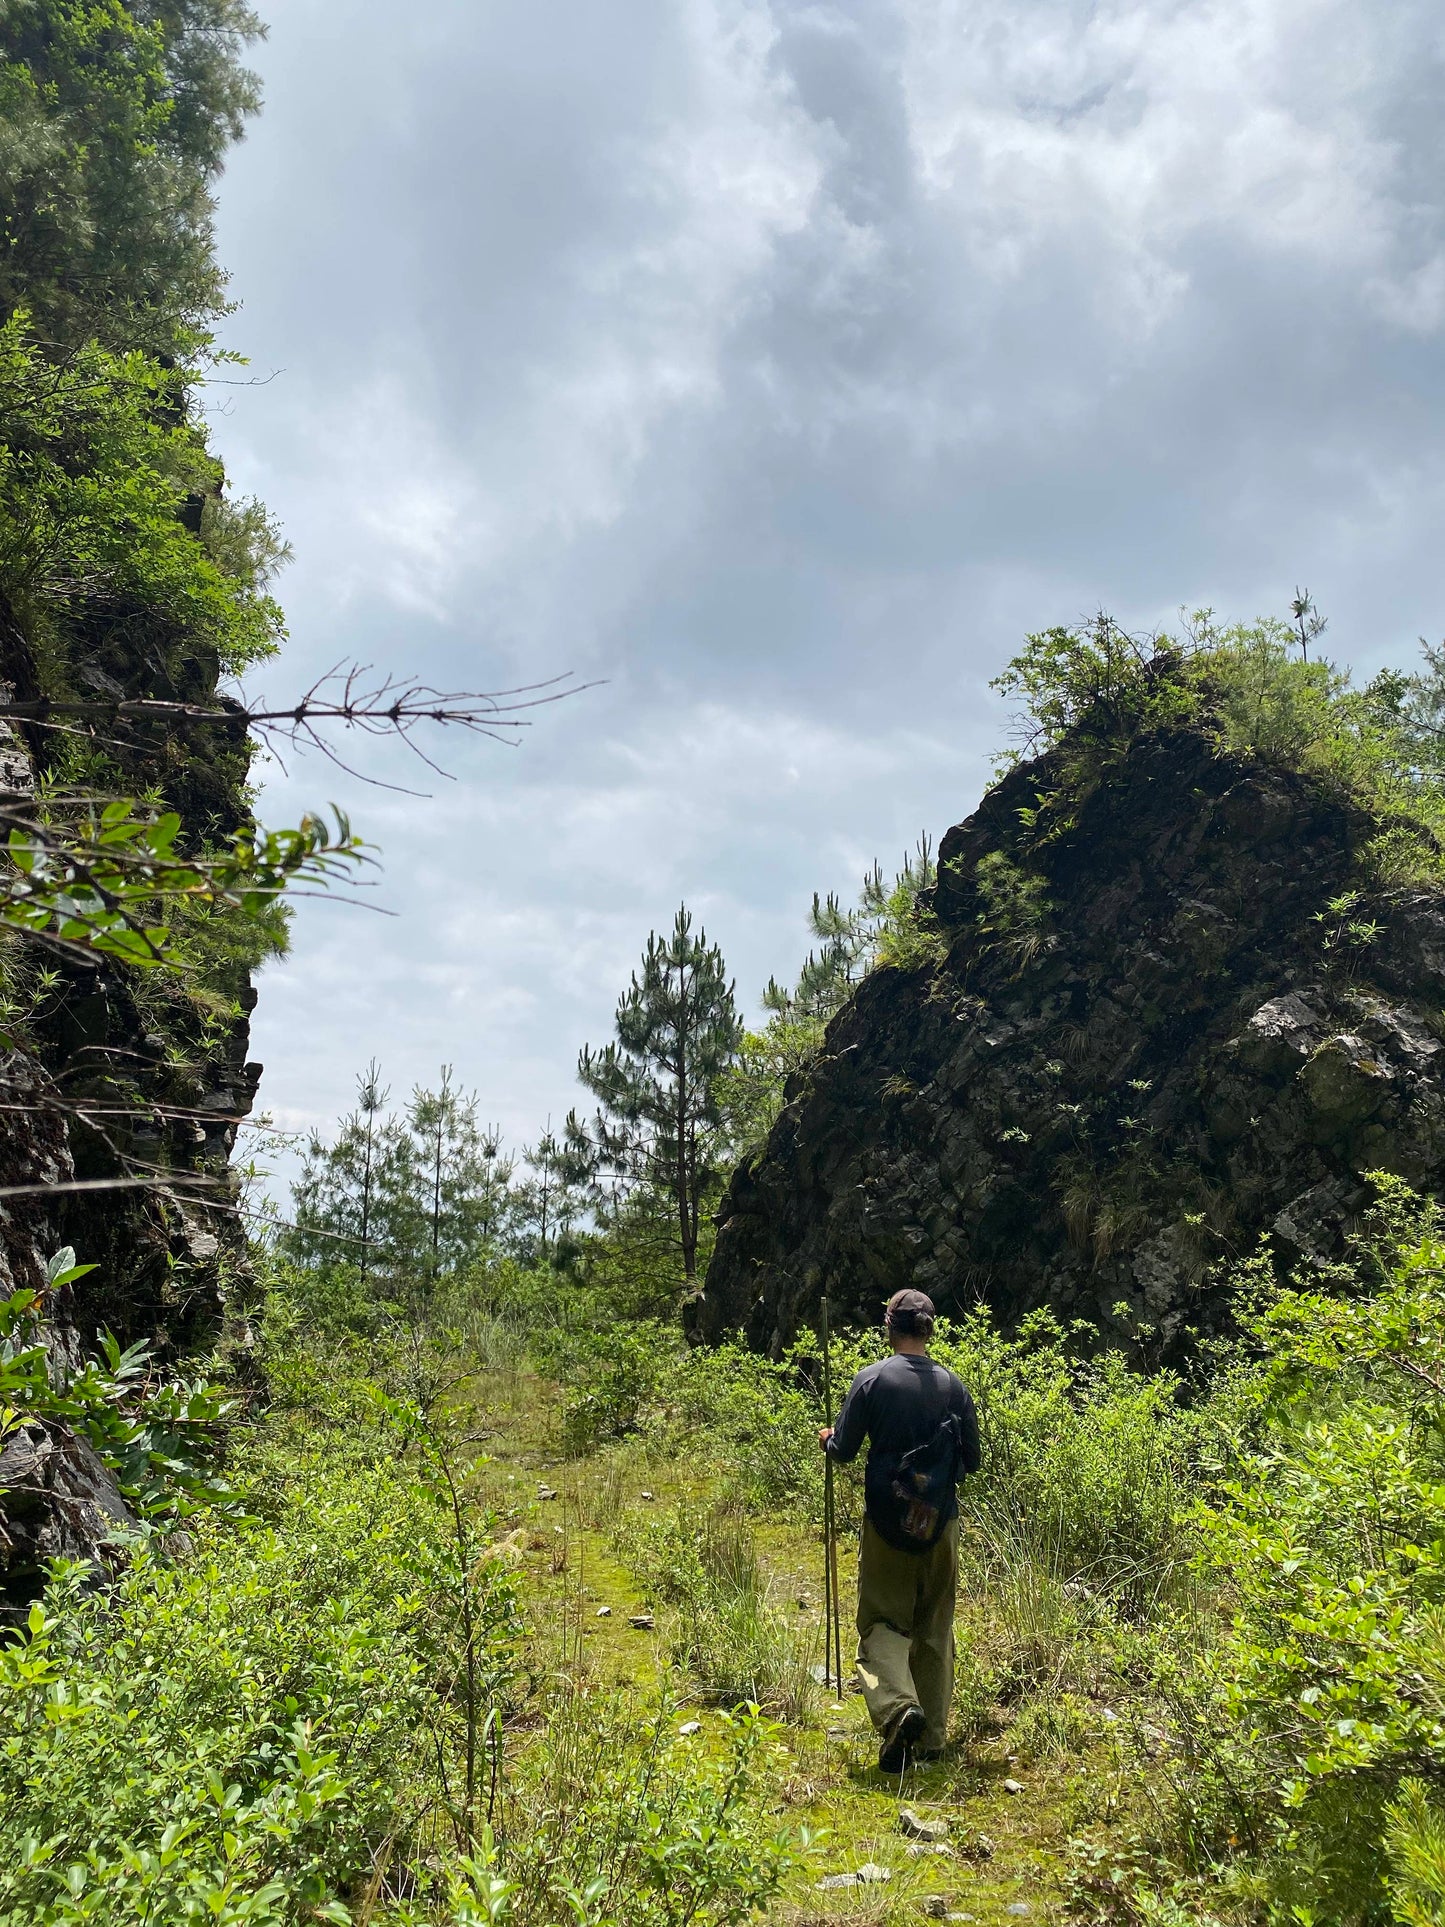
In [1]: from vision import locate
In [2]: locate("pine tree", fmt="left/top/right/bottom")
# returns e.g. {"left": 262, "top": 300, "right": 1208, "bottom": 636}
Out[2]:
{"left": 717, "top": 838, "right": 938, "bottom": 1162}
{"left": 288, "top": 1064, "right": 410, "bottom": 1282}
{"left": 513, "top": 1113, "right": 591, "bottom": 1264}
{"left": 405, "top": 1068, "right": 512, "bottom": 1288}
{"left": 355, "top": 1059, "right": 386, "bottom": 1286}
{"left": 577, "top": 906, "right": 741, "bottom": 1286}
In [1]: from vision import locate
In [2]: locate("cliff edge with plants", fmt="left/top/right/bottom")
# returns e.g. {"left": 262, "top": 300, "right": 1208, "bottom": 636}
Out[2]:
{"left": 0, "top": 0, "right": 280, "bottom": 1357}
{"left": 701, "top": 617, "right": 1445, "bottom": 1361}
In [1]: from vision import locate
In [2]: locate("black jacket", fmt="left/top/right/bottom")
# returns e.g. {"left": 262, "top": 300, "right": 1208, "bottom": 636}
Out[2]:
{"left": 827, "top": 1352, "right": 981, "bottom": 1537}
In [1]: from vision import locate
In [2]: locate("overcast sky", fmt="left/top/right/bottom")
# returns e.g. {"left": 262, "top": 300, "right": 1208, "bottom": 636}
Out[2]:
{"left": 209, "top": 0, "right": 1445, "bottom": 1188}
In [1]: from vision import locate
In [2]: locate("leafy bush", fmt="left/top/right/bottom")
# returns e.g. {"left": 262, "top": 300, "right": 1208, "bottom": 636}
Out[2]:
{"left": 1149, "top": 1231, "right": 1445, "bottom": 1920}
{"left": 991, "top": 609, "right": 1445, "bottom": 854}
{"left": 0, "top": 1368, "right": 522, "bottom": 1925}
{"left": 502, "top": 1688, "right": 805, "bottom": 1925}
{"left": 929, "top": 1313, "right": 1193, "bottom": 1600}
{"left": 0, "top": 314, "right": 285, "bottom": 672}
{"left": 1, "top": 1256, "right": 238, "bottom": 1521}
{"left": 551, "top": 1321, "right": 683, "bottom": 1454}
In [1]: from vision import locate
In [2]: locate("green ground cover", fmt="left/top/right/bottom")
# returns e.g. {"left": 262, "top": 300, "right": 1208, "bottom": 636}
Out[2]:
{"left": 9, "top": 1174, "right": 1442, "bottom": 1923}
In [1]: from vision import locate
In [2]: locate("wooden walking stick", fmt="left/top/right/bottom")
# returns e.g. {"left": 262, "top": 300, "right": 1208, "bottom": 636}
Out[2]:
{"left": 821, "top": 1289, "right": 844, "bottom": 1697}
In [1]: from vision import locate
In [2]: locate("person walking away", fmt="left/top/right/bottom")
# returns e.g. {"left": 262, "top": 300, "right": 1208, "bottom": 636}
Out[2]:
{"left": 819, "top": 1288, "right": 981, "bottom": 1773}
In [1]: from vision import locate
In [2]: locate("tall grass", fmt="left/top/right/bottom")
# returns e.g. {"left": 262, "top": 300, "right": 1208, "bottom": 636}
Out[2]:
{"left": 618, "top": 1500, "right": 819, "bottom": 1723}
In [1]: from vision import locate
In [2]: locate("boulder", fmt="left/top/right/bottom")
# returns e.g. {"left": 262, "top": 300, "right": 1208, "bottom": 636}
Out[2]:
{"left": 698, "top": 727, "right": 1445, "bottom": 1361}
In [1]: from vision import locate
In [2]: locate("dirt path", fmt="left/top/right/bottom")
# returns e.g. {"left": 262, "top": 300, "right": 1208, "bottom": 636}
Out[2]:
{"left": 467, "top": 1369, "right": 1077, "bottom": 1925}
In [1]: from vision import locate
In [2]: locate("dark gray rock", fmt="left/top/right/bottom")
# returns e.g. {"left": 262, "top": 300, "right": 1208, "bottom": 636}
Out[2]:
{"left": 698, "top": 728, "right": 1445, "bottom": 1361}
{"left": 0, "top": 1417, "right": 135, "bottom": 1609}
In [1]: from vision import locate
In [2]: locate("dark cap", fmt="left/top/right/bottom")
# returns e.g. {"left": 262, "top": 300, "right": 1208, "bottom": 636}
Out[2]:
{"left": 884, "top": 1288, "right": 936, "bottom": 1331}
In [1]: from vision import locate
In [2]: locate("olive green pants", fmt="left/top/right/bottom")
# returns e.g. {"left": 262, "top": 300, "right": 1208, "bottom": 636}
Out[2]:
{"left": 854, "top": 1515, "right": 958, "bottom": 1753}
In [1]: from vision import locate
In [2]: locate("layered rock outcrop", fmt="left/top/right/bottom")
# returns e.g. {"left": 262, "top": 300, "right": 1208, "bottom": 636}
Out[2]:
{"left": 700, "top": 727, "right": 1445, "bottom": 1360}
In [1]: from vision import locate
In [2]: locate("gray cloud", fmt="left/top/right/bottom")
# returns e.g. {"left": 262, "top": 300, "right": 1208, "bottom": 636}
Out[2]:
{"left": 209, "top": 0, "right": 1445, "bottom": 1180}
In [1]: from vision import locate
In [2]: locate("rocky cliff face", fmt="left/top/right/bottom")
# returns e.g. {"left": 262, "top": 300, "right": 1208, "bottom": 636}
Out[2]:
{"left": 699, "top": 726, "right": 1445, "bottom": 1360}
{"left": 0, "top": 611, "right": 260, "bottom": 1361}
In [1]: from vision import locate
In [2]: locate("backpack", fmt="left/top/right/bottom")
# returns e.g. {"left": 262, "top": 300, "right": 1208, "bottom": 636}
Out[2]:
{"left": 876, "top": 1369, "right": 963, "bottom": 1553}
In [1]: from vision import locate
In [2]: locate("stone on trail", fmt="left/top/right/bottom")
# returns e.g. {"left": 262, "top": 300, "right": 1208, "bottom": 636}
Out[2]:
{"left": 919, "top": 1900, "right": 949, "bottom": 1920}
{"left": 536, "top": 1486, "right": 558, "bottom": 1501}
{"left": 818, "top": 1863, "right": 894, "bottom": 1891}
{"left": 1007, "top": 1905, "right": 1032, "bottom": 1917}
{"left": 900, "top": 1806, "right": 950, "bottom": 1843}
{"left": 906, "top": 1842, "right": 954, "bottom": 1859}
{"left": 1003, "top": 1778, "right": 1024, "bottom": 1795}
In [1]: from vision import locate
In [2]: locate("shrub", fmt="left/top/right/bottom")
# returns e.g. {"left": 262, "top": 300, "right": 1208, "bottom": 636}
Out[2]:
{"left": 1110, "top": 1198, "right": 1445, "bottom": 1924}
{"left": 502, "top": 1687, "right": 805, "bottom": 1925}
{"left": 551, "top": 1321, "right": 683, "bottom": 1454}
{"left": 0, "top": 1353, "right": 522, "bottom": 1925}
{"left": 933, "top": 1313, "right": 1193, "bottom": 1601}
{"left": 1, "top": 1259, "right": 239, "bottom": 1524}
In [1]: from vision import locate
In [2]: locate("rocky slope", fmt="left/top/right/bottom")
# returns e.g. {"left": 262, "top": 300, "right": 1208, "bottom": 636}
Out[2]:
{"left": 699, "top": 725, "right": 1445, "bottom": 1360}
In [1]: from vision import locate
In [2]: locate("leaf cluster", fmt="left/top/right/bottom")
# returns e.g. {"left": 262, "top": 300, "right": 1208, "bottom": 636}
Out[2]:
{"left": 2, "top": 795, "right": 363, "bottom": 970}
{"left": 0, "top": 314, "right": 286, "bottom": 674}
{"left": 991, "top": 609, "right": 1445, "bottom": 868}
{"left": 1, "top": 1250, "right": 238, "bottom": 1520}
{"left": 0, "top": 0, "right": 264, "bottom": 357}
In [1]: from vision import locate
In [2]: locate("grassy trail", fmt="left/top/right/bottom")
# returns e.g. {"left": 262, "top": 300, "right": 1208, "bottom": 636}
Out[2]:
{"left": 465, "top": 1364, "right": 1080, "bottom": 1926}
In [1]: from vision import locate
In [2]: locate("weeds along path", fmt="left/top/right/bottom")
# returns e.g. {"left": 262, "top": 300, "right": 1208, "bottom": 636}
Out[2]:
{"left": 461, "top": 1363, "right": 1081, "bottom": 1927}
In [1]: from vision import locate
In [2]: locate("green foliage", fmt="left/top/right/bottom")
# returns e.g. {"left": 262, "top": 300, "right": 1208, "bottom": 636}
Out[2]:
{"left": 577, "top": 905, "right": 741, "bottom": 1283}
{"left": 0, "top": 313, "right": 285, "bottom": 671}
{"left": 2, "top": 795, "right": 362, "bottom": 970}
{"left": 762, "top": 834, "right": 941, "bottom": 1032}
{"left": 991, "top": 608, "right": 1445, "bottom": 859}
{"left": 2, "top": 1304, "right": 810, "bottom": 1926}
{"left": 0, "top": 1262, "right": 238, "bottom": 1520}
{"left": 1171, "top": 1243, "right": 1445, "bottom": 1914}
{"left": 617, "top": 1501, "right": 817, "bottom": 1721}
{"left": 287, "top": 1064, "right": 516, "bottom": 1301}
{"left": 503, "top": 1690, "right": 803, "bottom": 1926}
{"left": 0, "top": 0, "right": 263, "bottom": 356}
{"left": 991, "top": 615, "right": 1186, "bottom": 762}
{"left": 711, "top": 1016, "right": 820, "bottom": 1166}
{"left": 971, "top": 849, "right": 1054, "bottom": 971}
{"left": 552, "top": 1320, "right": 680, "bottom": 1456}
{"left": 937, "top": 1314, "right": 1191, "bottom": 1604}
{"left": 1385, "top": 1781, "right": 1445, "bottom": 1927}
{"left": 1065, "top": 1182, "right": 1445, "bottom": 1924}
{"left": 720, "top": 838, "right": 942, "bottom": 1165}
{"left": 510, "top": 1118, "right": 590, "bottom": 1267}
{"left": 0, "top": 1358, "right": 522, "bottom": 1926}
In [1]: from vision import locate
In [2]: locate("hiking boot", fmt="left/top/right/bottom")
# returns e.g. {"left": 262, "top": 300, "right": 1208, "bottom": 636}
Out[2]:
{"left": 878, "top": 1705, "right": 927, "bottom": 1774}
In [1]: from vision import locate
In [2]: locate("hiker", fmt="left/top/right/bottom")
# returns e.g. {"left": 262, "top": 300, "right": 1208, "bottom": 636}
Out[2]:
{"left": 819, "top": 1288, "right": 981, "bottom": 1773}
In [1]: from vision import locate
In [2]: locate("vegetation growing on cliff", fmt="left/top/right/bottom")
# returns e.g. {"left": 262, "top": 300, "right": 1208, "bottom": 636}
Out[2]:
{"left": 993, "top": 609, "right": 1445, "bottom": 883}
